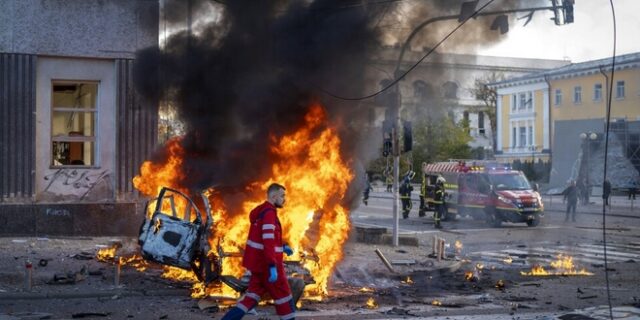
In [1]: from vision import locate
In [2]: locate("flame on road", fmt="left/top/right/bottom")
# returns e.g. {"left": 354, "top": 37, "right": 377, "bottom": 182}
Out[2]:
{"left": 365, "top": 297, "right": 378, "bottom": 309}
{"left": 359, "top": 287, "right": 375, "bottom": 293}
{"left": 520, "top": 254, "right": 594, "bottom": 276}
{"left": 131, "top": 103, "right": 353, "bottom": 299}
{"left": 432, "top": 300, "right": 442, "bottom": 306}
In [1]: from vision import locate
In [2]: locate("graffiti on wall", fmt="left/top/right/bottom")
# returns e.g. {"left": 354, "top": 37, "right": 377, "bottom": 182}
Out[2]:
{"left": 44, "top": 169, "right": 112, "bottom": 200}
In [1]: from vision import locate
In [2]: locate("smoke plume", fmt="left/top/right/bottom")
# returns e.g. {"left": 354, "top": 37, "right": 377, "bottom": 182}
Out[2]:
{"left": 135, "top": 0, "right": 381, "bottom": 191}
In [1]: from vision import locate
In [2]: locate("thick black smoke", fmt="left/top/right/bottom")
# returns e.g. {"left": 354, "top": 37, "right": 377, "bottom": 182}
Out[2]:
{"left": 135, "top": 0, "right": 380, "bottom": 191}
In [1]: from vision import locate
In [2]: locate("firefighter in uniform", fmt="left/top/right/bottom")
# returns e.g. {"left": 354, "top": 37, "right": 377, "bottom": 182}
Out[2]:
{"left": 400, "top": 175, "right": 414, "bottom": 219}
{"left": 362, "top": 174, "right": 372, "bottom": 206}
{"left": 418, "top": 171, "right": 427, "bottom": 217}
{"left": 222, "top": 183, "right": 296, "bottom": 320}
{"left": 433, "top": 177, "right": 446, "bottom": 229}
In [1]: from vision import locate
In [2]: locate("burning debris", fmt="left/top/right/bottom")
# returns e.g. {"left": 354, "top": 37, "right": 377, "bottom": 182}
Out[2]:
{"left": 520, "top": 254, "right": 594, "bottom": 276}
{"left": 359, "top": 287, "right": 375, "bottom": 293}
{"left": 365, "top": 297, "right": 379, "bottom": 309}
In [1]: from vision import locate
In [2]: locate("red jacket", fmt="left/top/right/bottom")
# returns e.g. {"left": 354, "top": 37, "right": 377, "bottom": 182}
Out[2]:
{"left": 242, "top": 201, "right": 284, "bottom": 273}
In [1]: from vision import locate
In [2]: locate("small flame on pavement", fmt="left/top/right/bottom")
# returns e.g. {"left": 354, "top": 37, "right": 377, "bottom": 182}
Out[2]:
{"left": 464, "top": 271, "right": 474, "bottom": 281}
{"left": 359, "top": 287, "right": 375, "bottom": 293}
{"left": 503, "top": 256, "right": 513, "bottom": 265}
{"left": 365, "top": 297, "right": 378, "bottom": 309}
{"left": 495, "top": 279, "right": 505, "bottom": 290}
{"left": 431, "top": 300, "right": 442, "bottom": 306}
{"left": 401, "top": 276, "right": 414, "bottom": 284}
{"left": 520, "top": 254, "right": 594, "bottom": 276}
{"left": 454, "top": 240, "right": 463, "bottom": 253}
{"left": 475, "top": 263, "right": 484, "bottom": 270}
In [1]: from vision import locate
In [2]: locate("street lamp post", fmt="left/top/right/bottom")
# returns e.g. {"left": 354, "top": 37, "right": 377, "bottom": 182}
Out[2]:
{"left": 387, "top": 2, "right": 571, "bottom": 246}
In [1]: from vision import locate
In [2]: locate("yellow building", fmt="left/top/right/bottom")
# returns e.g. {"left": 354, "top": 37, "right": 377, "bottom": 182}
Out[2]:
{"left": 490, "top": 52, "right": 640, "bottom": 187}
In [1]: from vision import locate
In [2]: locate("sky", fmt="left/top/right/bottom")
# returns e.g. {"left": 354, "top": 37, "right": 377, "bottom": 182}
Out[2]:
{"left": 477, "top": 0, "right": 640, "bottom": 62}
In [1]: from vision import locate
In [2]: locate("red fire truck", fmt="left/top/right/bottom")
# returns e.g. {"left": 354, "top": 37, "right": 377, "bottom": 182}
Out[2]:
{"left": 422, "top": 160, "right": 544, "bottom": 227}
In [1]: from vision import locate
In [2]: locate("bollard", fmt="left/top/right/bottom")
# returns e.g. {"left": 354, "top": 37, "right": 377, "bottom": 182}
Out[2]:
{"left": 24, "top": 260, "right": 33, "bottom": 291}
{"left": 114, "top": 255, "right": 121, "bottom": 286}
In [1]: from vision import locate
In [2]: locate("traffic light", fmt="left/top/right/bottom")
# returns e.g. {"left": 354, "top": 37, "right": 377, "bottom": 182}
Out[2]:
{"left": 402, "top": 120, "right": 412, "bottom": 153}
{"left": 563, "top": 0, "right": 574, "bottom": 24}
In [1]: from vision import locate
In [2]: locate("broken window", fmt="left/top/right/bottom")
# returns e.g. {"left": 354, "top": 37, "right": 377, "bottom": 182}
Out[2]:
{"left": 51, "top": 82, "right": 98, "bottom": 167}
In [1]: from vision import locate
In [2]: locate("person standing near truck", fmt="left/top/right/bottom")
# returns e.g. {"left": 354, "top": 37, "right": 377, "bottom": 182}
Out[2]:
{"left": 222, "top": 183, "right": 296, "bottom": 320}
{"left": 418, "top": 169, "right": 427, "bottom": 217}
{"left": 433, "top": 177, "right": 446, "bottom": 229}
{"left": 400, "top": 176, "right": 413, "bottom": 219}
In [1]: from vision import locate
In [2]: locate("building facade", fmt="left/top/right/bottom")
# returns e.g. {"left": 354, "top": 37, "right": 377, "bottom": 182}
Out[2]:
{"left": 491, "top": 52, "right": 640, "bottom": 189}
{"left": 366, "top": 47, "right": 568, "bottom": 154}
{"left": 0, "top": 0, "right": 159, "bottom": 235}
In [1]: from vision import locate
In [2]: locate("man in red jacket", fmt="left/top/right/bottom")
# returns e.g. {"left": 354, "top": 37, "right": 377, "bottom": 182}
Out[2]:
{"left": 222, "top": 183, "right": 296, "bottom": 320}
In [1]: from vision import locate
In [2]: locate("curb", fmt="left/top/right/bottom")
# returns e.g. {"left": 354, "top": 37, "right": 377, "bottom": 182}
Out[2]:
{"left": 0, "top": 288, "right": 191, "bottom": 300}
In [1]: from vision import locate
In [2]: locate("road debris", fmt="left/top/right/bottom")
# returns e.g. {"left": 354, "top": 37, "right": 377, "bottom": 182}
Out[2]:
{"left": 374, "top": 249, "right": 396, "bottom": 273}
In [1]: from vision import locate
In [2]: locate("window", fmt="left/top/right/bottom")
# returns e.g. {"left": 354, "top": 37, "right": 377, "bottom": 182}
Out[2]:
{"left": 442, "top": 81, "right": 458, "bottom": 99}
{"left": 413, "top": 80, "right": 433, "bottom": 101}
{"left": 593, "top": 83, "right": 602, "bottom": 101}
{"left": 518, "top": 93, "right": 527, "bottom": 110}
{"left": 478, "top": 111, "right": 485, "bottom": 135}
{"left": 573, "top": 86, "right": 582, "bottom": 103}
{"left": 554, "top": 89, "right": 562, "bottom": 106}
{"left": 519, "top": 127, "right": 526, "bottom": 147}
{"left": 511, "top": 127, "right": 516, "bottom": 148}
{"left": 528, "top": 126, "right": 533, "bottom": 147}
{"left": 616, "top": 81, "right": 625, "bottom": 99}
{"left": 51, "top": 82, "right": 98, "bottom": 166}
{"left": 511, "top": 94, "right": 516, "bottom": 111}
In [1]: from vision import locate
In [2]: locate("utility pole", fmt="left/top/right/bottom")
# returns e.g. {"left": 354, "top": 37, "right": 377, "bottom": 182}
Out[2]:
{"left": 388, "top": 1, "right": 574, "bottom": 246}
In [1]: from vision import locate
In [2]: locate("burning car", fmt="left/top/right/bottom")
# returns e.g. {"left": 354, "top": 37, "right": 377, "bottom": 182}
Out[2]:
{"left": 138, "top": 186, "right": 311, "bottom": 303}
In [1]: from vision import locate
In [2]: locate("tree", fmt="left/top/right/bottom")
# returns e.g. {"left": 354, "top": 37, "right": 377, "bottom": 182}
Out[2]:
{"left": 470, "top": 72, "right": 504, "bottom": 153}
{"left": 410, "top": 114, "right": 471, "bottom": 170}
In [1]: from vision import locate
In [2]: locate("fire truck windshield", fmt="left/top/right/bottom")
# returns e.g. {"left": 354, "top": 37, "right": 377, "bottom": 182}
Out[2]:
{"left": 488, "top": 173, "right": 531, "bottom": 191}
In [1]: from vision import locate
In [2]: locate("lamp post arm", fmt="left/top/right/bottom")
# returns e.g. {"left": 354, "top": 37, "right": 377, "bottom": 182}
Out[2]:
{"left": 393, "top": 6, "right": 560, "bottom": 77}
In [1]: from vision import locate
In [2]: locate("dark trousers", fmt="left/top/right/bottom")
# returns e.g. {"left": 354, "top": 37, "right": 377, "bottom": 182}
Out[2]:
{"left": 603, "top": 195, "right": 610, "bottom": 205}
{"left": 565, "top": 201, "right": 577, "bottom": 221}
{"left": 419, "top": 195, "right": 426, "bottom": 217}
{"left": 434, "top": 204, "right": 445, "bottom": 227}
{"left": 401, "top": 197, "right": 411, "bottom": 218}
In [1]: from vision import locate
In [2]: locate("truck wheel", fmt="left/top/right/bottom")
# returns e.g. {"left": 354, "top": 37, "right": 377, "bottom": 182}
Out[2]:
{"left": 526, "top": 218, "right": 540, "bottom": 227}
{"left": 485, "top": 208, "right": 501, "bottom": 227}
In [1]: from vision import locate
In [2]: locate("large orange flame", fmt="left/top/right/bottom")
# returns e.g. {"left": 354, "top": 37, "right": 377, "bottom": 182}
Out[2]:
{"left": 131, "top": 102, "right": 353, "bottom": 299}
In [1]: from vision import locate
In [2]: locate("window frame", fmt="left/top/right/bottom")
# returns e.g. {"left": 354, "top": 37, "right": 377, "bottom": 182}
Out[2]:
{"left": 616, "top": 80, "right": 625, "bottom": 99}
{"left": 50, "top": 80, "right": 99, "bottom": 168}
{"left": 573, "top": 86, "right": 582, "bottom": 104}
{"left": 593, "top": 83, "right": 602, "bottom": 101}
{"left": 554, "top": 89, "right": 562, "bottom": 106}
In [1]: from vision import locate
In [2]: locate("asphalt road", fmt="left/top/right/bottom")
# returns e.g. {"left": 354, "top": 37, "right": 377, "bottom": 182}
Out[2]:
{"left": 1, "top": 191, "right": 639, "bottom": 319}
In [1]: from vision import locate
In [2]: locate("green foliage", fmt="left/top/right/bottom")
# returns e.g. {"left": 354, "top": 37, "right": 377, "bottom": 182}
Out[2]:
{"left": 367, "top": 114, "right": 472, "bottom": 177}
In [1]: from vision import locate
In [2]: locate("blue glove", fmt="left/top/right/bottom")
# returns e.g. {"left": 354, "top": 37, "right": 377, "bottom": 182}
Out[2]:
{"left": 268, "top": 266, "right": 277, "bottom": 283}
{"left": 283, "top": 244, "right": 294, "bottom": 256}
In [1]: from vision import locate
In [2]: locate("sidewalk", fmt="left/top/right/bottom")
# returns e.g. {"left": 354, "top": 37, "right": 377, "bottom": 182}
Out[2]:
{"left": 543, "top": 194, "right": 639, "bottom": 215}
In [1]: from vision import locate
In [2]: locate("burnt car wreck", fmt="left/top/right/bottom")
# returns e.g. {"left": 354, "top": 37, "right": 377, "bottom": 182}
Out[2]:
{"left": 137, "top": 187, "right": 310, "bottom": 302}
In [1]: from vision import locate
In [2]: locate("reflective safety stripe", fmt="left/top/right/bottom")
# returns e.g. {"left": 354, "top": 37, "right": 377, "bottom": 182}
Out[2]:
{"left": 246, "top": 240, "right": 264, "bottom": 250}
{"left": 262, "top": 224, "right": 276, "bottom": 230}
{"left": 237, "top": 303, "right": 249, "bottom": 312}
{"left": 247, "top": 240, "right": 283, "bottom": 252}
{"left": 274, "top": 294, "right": 292, "bottom": 305}
{"left": 262, "top": 233, "right": 275, "bottom": 239}
{"left": 245, "top": 292, "right": 261, "bottom": 302}
{"left": 281, "top": 312, "right": 296, "bottom": 320}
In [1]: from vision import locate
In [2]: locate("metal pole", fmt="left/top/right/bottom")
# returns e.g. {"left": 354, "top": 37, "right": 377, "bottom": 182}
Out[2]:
{"left": 392, "top": 84, "right": 400, "bottom": 247}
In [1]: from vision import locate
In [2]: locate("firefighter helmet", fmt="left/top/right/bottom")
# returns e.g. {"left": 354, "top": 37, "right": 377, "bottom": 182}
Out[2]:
{"left": 436, "top": 176, "right": 446, "bottom": 185}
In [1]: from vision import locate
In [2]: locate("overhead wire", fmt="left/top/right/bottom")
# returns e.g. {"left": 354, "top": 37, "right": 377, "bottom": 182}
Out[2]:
{"left": 320, "top": 0, "right": 496, "bottom": 101}
{"left": 602, "top": 1, "right": 616, "bottom": 319}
